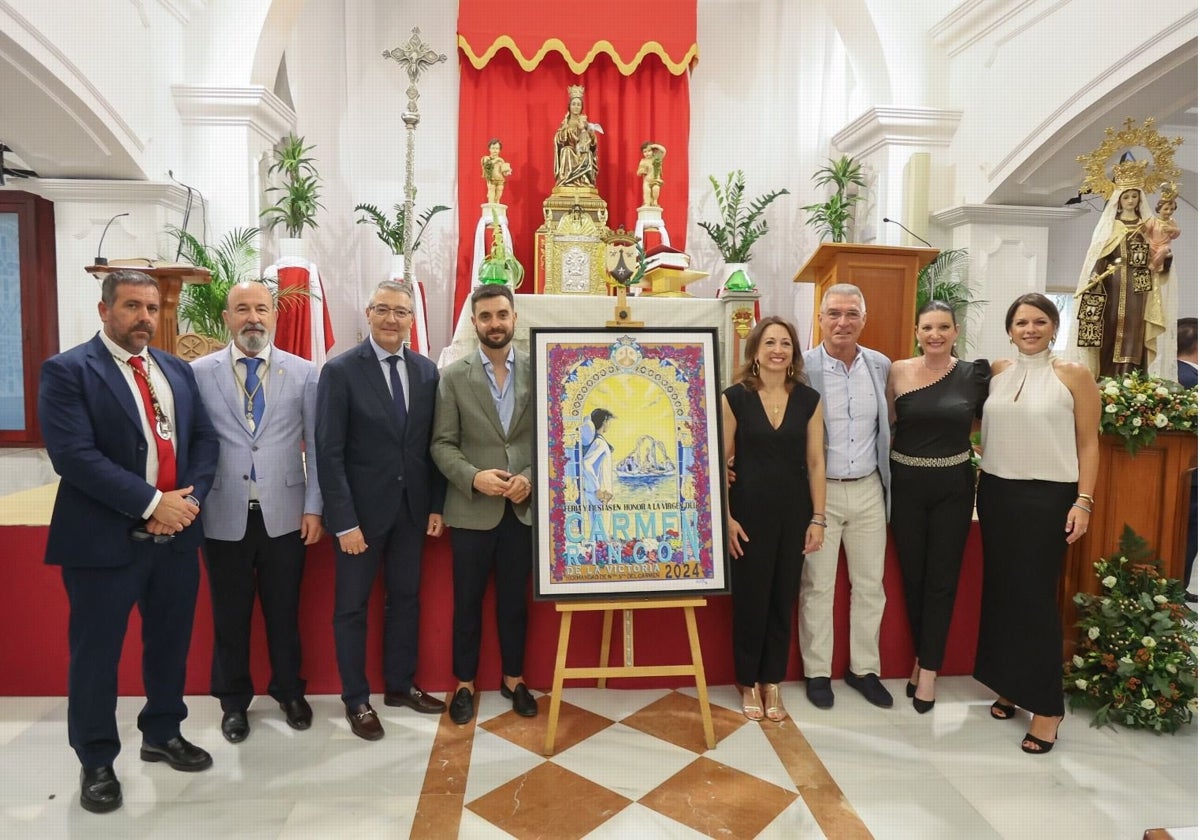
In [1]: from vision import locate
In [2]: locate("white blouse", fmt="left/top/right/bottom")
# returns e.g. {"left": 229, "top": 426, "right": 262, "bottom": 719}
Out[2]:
{"left": 981, "top": 349, "right": 1079, "bottom": 482}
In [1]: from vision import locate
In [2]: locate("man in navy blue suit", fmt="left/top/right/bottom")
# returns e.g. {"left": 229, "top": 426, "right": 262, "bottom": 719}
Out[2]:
{"left": 1178, "top": 318, "right": 1197, "bottom": 602}
{"left": 316, "top": 280, "right": 447, "bottom": 740}
{"left": 39, "top": 270, "right": 219, "bottom": 814}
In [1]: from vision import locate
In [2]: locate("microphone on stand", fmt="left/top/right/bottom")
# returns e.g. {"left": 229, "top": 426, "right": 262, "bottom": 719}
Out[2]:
{"left": 882, "top": 216, "right": 933, "bottom": 248}
{"left": 94, "top": 212, "right": 130, "bottom": 265}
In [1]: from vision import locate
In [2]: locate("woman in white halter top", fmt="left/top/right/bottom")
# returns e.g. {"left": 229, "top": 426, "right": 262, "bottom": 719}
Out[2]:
{"left": 975, "top": 293, "right": 1100, "bottom": 755}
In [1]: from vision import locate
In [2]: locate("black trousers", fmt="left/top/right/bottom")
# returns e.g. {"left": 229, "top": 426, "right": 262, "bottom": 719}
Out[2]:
{"left": 450, "top": 504, "right": 532, "bottom": 682}
{"left": 974, "top": 473, "right": 1074, "bottom": 716}
{"left": 890, "top": 460, "right": 975, "bottom": 672}
{"left": 730, "top": 507, "right": 807, "bottom": 686}
{"left": 332, "top": 500, "right": 426, "bottom": 708}
{"left": 203, "top": 509, "right": 307, "bottom": 712}
{"left": 61, "top": 542, "right": 199, "bottom": 768}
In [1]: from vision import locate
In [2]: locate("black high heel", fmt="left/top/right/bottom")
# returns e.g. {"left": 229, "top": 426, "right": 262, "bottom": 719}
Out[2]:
{"left": 1021, "top": 717, "right": 1062, "bottom": 754}
{"left": 990, "top": 700, "right": 1017, "bottom": 720}
{"left": 913, "top": 696, "right": 935, "bottom": 714}
{"left": 905, "top": 681, "right": 917, "bottom": 698}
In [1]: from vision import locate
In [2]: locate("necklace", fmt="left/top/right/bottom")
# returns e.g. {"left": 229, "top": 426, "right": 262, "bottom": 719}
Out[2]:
{"left": 922, "top": 357, "right": 956, "bottom": 372}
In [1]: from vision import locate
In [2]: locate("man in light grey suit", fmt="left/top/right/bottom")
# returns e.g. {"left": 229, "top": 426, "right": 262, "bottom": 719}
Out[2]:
{"left": 798, "top": 283, "right": 894, "bottom": 710}
{"left": 192, "top": 281, "right": 323, "bottom": 743}
{"left": 432, "top": 284, "right": 536, "bottom": 725}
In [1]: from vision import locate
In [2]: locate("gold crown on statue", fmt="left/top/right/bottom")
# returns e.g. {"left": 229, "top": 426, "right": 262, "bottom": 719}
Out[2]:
{"left": 567, "top": 84, "right": 585, "bottom": 102}
{"left": 1112, "top": 159, "right": 1150, "bottom": 189}
{"left": 1159, "top": 182, "right": 1179, "bottom": 202}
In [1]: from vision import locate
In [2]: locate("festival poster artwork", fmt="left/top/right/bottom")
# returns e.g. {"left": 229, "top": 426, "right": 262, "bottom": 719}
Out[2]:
{"left": 531, "top": 328, "right": 729, "bottom": 599}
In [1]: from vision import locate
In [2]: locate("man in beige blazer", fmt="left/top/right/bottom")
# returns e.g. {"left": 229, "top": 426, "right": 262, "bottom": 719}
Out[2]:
{"left": 431, "top": 284, "right": 535, "bottom": 724}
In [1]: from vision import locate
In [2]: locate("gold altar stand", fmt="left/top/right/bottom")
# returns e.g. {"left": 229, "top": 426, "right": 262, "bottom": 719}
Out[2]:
{"left": 535, "top": 185, "right": 611, "bottom": 294}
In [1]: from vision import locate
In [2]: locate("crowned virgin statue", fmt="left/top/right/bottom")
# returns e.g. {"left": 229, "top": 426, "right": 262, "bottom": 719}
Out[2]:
{"left": 1069, "top": 159, "right": 1178, "bottom": 379}
{"left": 553, "top": 85, "right": 602, "bottom": 189}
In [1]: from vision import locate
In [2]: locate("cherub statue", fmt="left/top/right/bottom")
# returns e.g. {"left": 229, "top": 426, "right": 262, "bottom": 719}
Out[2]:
{"left": 481, "top": 138, "right": 513, "bottom": 205}
{"left": 1145, "top": 185, "right": 1181, "bottom": 274}
{"left": 636, "top": 142, "right": 666, "bottom": 207}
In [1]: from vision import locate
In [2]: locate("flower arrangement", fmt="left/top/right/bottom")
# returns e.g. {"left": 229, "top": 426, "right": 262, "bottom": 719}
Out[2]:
{"left": 1063, "top": 526, "right": 1197, "bottom": 734}
{"left": 1098, "top": 370, "right": 1197, "bottom": 455}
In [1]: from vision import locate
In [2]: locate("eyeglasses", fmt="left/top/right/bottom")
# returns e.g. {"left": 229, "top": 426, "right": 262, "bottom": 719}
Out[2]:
{"left": 822, "top": 309, "right": 863, "bottom": 322}
{"left": 370, "top": 306, "right": 413, "bottom": 320}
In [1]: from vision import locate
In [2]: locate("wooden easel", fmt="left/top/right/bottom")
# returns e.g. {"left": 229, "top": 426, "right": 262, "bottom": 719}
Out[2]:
{"left": 542, "top": 597, "right": 714, "bottom": 755}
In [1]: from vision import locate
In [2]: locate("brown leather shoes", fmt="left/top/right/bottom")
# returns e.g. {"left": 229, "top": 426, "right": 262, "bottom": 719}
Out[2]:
{"left": 384, "top": 685, "right": 446, "bottom": 714}
{"left": 345, "top": 703, "right": 384, "bottom": 741}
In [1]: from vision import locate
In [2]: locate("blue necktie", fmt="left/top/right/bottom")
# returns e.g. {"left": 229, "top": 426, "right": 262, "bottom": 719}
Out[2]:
{"left": 241, "top": 357, "right": 265, "bottom": 479}
{"left": 386, "top": 355, "right": 408, "bottom": 434}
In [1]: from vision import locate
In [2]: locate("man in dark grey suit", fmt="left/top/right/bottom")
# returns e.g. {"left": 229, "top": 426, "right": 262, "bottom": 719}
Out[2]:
{"left": 432, "top": 284, "right": 536, "bottom": 725}
{"left": 192, "top": 281, "right": 323, "bottom": 743}
{"left": 316, "top": 280, "right": 446, "bottom": 741}
{"left": 39, "top": 269, "right": 219, "bottom": 813}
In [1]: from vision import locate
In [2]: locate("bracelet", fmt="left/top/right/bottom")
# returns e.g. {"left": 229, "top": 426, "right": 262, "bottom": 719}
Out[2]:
{"left": 1076, "top": 493, "right": 1095, "bottom": 505}
{"left": 1071, "top": 502, "right": 1092, "bottom": 514}
{"left": 809, "top": 519, "right": 828, "bottom": 527}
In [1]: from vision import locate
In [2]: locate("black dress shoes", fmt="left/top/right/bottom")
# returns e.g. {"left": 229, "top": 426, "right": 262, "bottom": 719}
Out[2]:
{"left": 449, "top": 687, "right": 476, "bottom": 725}
{"left": 80, "top": 765, "right": 122, "bottom": 814}
{"left": 221, "top": 709, "right": 250, "bottom": 743}
{"left": 845, "top": 671, "right": 894, "bottom": 708}
{"left": 140, "top": 736, "right": 213, "bottom": 771}
{"left": 384, "top": 685, "right": 447, "bottom": 714}
{"left": 501, "top": 682, "right": 538, "bottom": 717}
{"left": 280, "top": 697, "right": 313, "bottom": 730}
{"left": 346, "top": 703, "right": 384, "bottom": 741}
{"left": 806, "top": 677, "right": 835, "bottom": 709}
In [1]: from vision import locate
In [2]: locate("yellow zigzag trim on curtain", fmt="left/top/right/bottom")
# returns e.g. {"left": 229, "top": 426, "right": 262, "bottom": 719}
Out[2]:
{"left": 458, "top": 35, "right": 697, "bottom": 76}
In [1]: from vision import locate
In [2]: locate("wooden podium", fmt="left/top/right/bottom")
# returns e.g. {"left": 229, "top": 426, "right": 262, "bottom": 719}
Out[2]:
{"left": 794, "top": 243, "right": 938, "bottom": 362}
{"left": 1060, "top": 431, "right": 1197, "bottom": 655}
{"left": 87, "top": 262, "right": 211, "bottom": 356}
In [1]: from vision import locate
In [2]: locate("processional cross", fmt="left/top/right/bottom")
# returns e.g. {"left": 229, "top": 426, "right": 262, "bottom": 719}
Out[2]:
{"left": 383, "top": 28, "right": 447, "bottom": 277}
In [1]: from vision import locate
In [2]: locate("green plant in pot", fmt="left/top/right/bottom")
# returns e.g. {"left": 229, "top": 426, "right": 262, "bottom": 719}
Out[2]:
{"left": 260, "top": 134, "right": 323, "bottom": 239}
{"left": 171, "top": 226, "right": 309, "bottom": 343}
{"left": 802, "top": 155, "right": 866, "bottom": 243}
{"left": 697, "top": 170, "right": 789, "bottom": 290}
{"left": 354, "top": 201, "right": 451, "bottom": 256}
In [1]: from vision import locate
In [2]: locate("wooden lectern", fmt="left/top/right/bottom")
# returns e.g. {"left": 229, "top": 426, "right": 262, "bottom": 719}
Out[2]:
{"left": 794, "top": 243, "right": 938, "bottom": 362}
{"left": 87, "top": 262, "right": 211, "bottom": 356}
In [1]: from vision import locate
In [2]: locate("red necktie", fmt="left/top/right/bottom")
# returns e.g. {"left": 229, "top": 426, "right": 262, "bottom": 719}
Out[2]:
{"left": 128, "top": 355, "right": 177, "bottom": 492}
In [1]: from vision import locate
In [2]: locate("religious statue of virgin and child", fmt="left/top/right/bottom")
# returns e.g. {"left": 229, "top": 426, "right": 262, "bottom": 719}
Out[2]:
{"left": 1069, "top": 158, "right": 1181, "bottom": 380}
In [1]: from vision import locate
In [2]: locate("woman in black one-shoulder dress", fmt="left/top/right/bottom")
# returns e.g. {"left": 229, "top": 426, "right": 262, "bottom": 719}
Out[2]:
{"left": 886, "top": 301, "right": 990, "bottom": 713}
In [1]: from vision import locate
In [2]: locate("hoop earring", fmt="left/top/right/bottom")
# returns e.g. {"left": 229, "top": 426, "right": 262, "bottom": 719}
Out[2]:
{"left": 787, "top": 364, "right": 794, "bottom": 378}
{"left": 752, "top": 360, "right": 760, "bottom": 376}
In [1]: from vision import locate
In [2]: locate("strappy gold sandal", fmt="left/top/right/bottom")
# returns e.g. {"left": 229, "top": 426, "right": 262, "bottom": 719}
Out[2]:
{"left": 742, "top": 685, "right": 764, "bottom": 721}
{"left": 763, "top": 683, "right": 786, "bottom": 721}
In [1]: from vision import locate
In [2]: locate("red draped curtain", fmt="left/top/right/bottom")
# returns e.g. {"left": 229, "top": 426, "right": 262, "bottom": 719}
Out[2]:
{"left": 454, "top": 0, "right": 697, "bottom": 324}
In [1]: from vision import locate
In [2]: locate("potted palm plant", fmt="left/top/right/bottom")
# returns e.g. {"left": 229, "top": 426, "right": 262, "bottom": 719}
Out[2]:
{"left": 802, "top": 155, "right": 866, "bottom": 243}
{"left": 697, "top": 170, "right": 789, "bottom": 290}
{"left": 261, "top": 134, "right": 323, "bottom": 256}
{"left": 171, "top": 226, "right": 309, "bottom": 356}
{"left": 172, "top": 226, "right": 260, "bottom": 346}
{"left": 354, "top": 200, "right": 451, "bottom": 279}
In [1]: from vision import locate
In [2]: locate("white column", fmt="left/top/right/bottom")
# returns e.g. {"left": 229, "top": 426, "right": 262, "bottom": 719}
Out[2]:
{"left": 830, "top": 107, "right": 962, "bottom": 246}
{"left": 171, "top": 85, "right": 295, "bottom": 244}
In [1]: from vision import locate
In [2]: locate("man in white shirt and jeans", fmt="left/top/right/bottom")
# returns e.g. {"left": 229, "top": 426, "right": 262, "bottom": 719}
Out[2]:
{"left": 799, "top": 283, "right": 893, "bottom": 709}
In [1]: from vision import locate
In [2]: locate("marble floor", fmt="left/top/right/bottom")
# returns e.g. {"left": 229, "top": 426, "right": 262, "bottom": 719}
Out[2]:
{"left": 0, "top": 677, "right": 1195, "bottom": 839}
